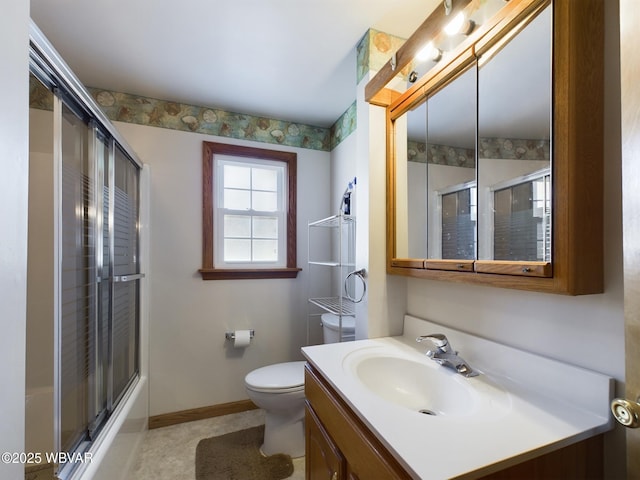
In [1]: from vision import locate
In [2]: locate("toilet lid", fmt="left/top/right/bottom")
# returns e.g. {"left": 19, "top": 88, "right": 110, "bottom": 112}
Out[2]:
{"left": 245, "top": 361, "right": 306, "bottom": 393}
{"left": 321, "top": 313, "right": 355, "bottom": 333}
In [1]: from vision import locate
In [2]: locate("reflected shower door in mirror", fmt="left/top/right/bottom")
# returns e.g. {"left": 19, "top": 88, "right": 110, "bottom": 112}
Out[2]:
{"left": 477, "top": 4, "right": 552, "bottom": 266}
{"left": 426, "top": 66, "right": 476, "bottom": 264}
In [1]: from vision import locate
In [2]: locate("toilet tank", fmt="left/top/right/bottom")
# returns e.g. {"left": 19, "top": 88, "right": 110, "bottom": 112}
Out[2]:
{"left": 321, "top": 313, "right": 355, "bottom": 343}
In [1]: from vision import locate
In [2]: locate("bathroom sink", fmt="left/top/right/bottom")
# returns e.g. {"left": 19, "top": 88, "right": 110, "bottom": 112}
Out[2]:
{"left": 341, "top": 344, "right": 512, "bottom": 419}
{"left": 353, "top": 355, "right": 476, "bottom": 415}
{"left": 303, "top": 318, "right": 613, "bottom": 480}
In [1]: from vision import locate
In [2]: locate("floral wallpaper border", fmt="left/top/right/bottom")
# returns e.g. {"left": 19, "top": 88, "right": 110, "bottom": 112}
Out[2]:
{"left": 330, "top": 102, "right": 357, "bottom": 150}
{"left": 29, "top": 75, "right": 359, "bottom": 152}
{"left": 408, "top": 137, "right": 550, "bottom": 167}
{"left": 89, "top": 88, "right": 332, "bottom": 151}
{"left": 408, "top": 140, "right": 475, "bottom": 168}
{"left": 357, "top": 28, "right": 408, "bottom": 84}
{"left": 478, "top": 137, "right": 550, "bottom": 161}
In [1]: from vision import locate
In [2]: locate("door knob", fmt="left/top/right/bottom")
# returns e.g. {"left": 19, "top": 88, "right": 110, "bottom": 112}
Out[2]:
{"left": 611, "top": 397, "right": 640, "bottom": 428}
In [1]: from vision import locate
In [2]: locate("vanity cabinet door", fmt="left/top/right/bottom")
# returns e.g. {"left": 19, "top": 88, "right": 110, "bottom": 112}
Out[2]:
{"left": 305, "top": 404, "right": 344, "bottom": 480}
{"left": 304, "top": 365, "right": 411, "bottom": 480}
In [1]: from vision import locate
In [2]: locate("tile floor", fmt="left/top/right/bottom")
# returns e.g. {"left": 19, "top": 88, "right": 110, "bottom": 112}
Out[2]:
{"left": 128, "top": 409, "right": 305, "bottom": 480}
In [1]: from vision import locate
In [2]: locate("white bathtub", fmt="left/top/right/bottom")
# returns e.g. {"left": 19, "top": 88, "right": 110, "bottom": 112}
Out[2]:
{"left": 74, "top": 375, "right": 148, "bottom": 480}
{"left": 25, "top": 377, "right": 148, "bottom": 480}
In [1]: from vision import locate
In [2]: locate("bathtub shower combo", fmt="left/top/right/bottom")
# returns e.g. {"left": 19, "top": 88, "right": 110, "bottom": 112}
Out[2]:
{"left": 26, "top": 21, "right": 149, "bottom": 480}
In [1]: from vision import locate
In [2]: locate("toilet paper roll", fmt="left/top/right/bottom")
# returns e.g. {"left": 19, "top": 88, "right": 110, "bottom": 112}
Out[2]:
{"left": 233, "top": 330, "right": 252, "bottom": 348}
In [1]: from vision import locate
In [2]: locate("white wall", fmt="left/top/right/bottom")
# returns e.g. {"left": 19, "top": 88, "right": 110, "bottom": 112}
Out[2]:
{"left": 27, "top": 109, "right": 54, "bottom": 393}
{"left": 331, "top": 132, "right": 357, "bottom": 215}
{"left": 354, "top": 74, "right": 407, "bottom": 340}
{"left": 0, "top": 1, "right": 29, "bottom": 479}
{"left": 113, "top": 122, "right": 330, "bottom": 416}
{"left": 329, "top": 127, "right": 359, "bottom": 337}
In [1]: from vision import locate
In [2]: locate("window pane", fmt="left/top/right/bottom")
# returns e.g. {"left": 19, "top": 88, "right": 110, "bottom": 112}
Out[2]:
{"left": 224, "top": 239, "right": 251, "bottom": 262}
{"left": 224, "top": 215, "right": 251, "bottom": 238}
{"left": 441, "top": 189, "right": 475, "bottom": 260}
{"left": 253, "top": 239, "right": 278, "bottom": 261}
{"left": 253, "top": 191, "right": 277, "bottom": 211}
{"left": 224, "top": 188, "right": 250, "bottom": 210}
{"left": 224, "top": 164, "right": 250, "bottom": 189}
{"left": 112, "top": 281, "right": 138, "bottom": 403}
{"left": 114, "top": 147, "right": 139, "bottom": 276}
{"left": 253, "top": 216, "right": 278, "bottom": 238}
{"left": 252, "top": 167, "right": 278, "bottom": 191}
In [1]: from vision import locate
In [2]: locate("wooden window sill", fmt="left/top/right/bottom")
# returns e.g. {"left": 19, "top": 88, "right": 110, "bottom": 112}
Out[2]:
{"left": 199, "top": 267, "right": 301, "bottom": 280}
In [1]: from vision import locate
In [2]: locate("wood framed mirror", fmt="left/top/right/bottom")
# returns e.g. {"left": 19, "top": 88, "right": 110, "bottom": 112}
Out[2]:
{"left": 375, "top": 0, "right": 603, "bottom": 295}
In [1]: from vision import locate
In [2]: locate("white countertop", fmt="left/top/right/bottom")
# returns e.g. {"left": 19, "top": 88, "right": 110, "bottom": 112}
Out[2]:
{"left": 302, "top": 315, "right": 613, "bottom": 479}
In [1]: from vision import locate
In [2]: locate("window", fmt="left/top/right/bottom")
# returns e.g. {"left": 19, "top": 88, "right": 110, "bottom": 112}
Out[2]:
{"left": 491, "top": 168, "right": 551, "bottom": 262}
{"left": 437, "top": 181, "right": 477, "bottom": 260}
{"left": 200, "top": 142, "right": 300, "bottom": 279}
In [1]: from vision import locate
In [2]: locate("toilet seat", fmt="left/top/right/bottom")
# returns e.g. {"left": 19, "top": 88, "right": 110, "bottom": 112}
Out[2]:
{"left": 244, "top": 361, "right": 306, "bottom": 394}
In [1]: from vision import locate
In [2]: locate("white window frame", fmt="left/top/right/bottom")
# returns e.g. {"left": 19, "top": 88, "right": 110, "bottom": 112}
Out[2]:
{"left": 214, "top": 155, "right": 287, "bottom": 268}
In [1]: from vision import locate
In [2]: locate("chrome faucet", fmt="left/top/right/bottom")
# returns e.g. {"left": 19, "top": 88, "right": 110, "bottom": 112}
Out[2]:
{"left": 416, "top": 334, "right": 478, "bottom": 377}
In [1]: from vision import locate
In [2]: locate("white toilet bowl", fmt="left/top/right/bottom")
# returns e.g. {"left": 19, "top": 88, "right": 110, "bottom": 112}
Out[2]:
{"left": 244, "top": 361, "right": 306, "bottom": 458}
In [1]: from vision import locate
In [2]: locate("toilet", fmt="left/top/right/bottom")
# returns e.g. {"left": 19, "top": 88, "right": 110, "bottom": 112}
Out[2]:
{"left": 320, "top": 313, "right": 355, "bottom": 343}
{"left": 244, "top": 315, "right": 355, "bottom": 458}
{"left": 245, "top": 361, "right": 306, "bottom": 458}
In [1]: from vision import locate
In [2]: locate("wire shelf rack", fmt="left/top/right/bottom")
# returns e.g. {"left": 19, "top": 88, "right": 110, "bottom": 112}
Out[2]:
{"left": 308, "top": 297, "right": 356, "bottom": 316}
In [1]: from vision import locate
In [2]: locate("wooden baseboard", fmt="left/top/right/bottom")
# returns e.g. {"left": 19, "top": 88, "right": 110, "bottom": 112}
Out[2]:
{"left": 148, "top": 399, "right": 259, "bottom": 430}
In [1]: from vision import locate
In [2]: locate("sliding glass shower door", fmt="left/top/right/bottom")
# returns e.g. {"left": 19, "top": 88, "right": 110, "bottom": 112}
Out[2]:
{"left": 111, "top": 145, "right": 140, "bottom": 404}
{"left": 55, "top": 95, "right": 141, "bottom": 474}
{"left": 29, "top": 26, "right": 145, "bottom": 479}
{"left": 59, "top": 102, "right": 93, "bottom": 454}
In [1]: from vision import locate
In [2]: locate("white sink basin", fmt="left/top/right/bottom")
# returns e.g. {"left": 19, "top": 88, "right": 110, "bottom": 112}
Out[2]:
{"left": 353, "top": 355, "right": 476, "bottom": 415}
{"left": 342, "top": 345, "right": 511, "bottom": 419}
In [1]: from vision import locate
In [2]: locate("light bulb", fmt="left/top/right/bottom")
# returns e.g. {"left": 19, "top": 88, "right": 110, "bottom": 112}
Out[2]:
{"left": 445, "top": 12, "right": 475, "bottom": 36}
{"left": 416, "top": 42, "right": 442, "bottom": 62}
{"left": 445, "top": 12, "right": 465, "bottom": 35}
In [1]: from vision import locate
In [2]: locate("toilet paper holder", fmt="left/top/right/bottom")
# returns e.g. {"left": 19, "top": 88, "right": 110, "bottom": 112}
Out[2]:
{"left": 225, "top": 330, "right": 255, "bottom": 341}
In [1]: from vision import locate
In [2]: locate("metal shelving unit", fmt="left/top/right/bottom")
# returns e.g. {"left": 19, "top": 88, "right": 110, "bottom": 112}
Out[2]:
{"left": 307, "top": 213, "right": 356, "bottom": 342}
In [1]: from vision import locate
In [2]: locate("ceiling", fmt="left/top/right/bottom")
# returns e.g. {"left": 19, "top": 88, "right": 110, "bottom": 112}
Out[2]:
{"left": 30, "top": 0, "right": 442, "bottom": 128}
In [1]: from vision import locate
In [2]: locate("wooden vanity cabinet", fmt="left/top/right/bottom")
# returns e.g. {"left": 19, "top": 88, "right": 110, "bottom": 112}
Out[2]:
{"left": 305, "top": 364, "right": 411, "bottom": 480}
{"left": 305, "top": 363, "right": 604, "bottom": 480}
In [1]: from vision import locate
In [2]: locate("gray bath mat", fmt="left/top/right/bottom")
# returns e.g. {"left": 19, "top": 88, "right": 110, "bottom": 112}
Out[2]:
{"left": 195, "top": 425, "right": 294, "bottom": 480}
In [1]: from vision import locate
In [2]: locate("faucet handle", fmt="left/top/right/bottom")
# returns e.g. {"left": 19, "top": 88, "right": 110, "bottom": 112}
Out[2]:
{"left": 416, "top": 333, "right": 448, "bottom": 347}
{"left": 416, "top": 333, "right": 454, "bottom": 354}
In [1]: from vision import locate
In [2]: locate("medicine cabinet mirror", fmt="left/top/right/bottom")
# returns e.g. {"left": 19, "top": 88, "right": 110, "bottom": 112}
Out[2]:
{"left": 376, "top": 0, "right": 603, "bottom": 295}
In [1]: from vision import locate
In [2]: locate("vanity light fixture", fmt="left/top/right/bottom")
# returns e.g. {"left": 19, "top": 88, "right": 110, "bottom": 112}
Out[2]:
{"left": 416, "top": 41, "right": 442, "bottom": 62}
{"left": 445, "top": 12, "right": 476, "bottom": 36}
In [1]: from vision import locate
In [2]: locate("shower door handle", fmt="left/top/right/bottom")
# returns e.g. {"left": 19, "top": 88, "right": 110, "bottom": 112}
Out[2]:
{"left": 113, "top": 273, "right": 145, "bottom": 283}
